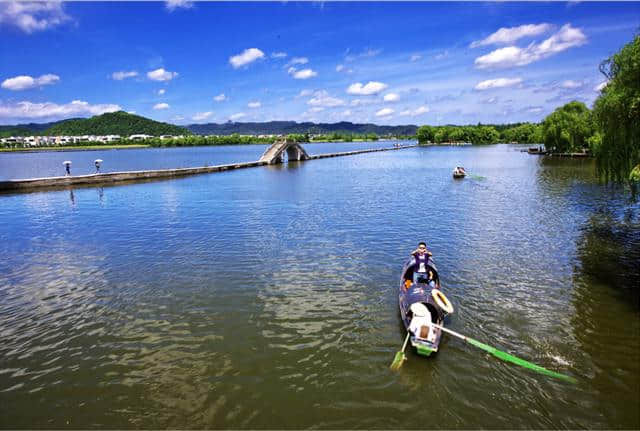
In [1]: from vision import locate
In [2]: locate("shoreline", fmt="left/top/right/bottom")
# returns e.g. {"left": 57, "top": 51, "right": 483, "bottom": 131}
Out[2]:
{"left": 0, "top": 139, "right": 395, "bottom": 153}
{"left": 0, "top": 144, "right": 150, "bottom": 153}
{"left": 0, "top": 144, "right": 416, "bottom": 192}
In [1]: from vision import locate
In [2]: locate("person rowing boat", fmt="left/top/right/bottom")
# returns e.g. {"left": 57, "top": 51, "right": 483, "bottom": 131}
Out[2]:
{"left": 453, "top": 166, "right": 466, "bottom": 178}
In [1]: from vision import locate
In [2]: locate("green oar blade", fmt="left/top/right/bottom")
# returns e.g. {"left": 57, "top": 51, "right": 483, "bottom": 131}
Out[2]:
{"left": 467, "top": 338, "right": 577, "bottom": 383}
{"left": 469, "top": 174, "right": 486, "bottom": 180}
{"left": 390, "top": 351, "right": 406, "bottom": 370}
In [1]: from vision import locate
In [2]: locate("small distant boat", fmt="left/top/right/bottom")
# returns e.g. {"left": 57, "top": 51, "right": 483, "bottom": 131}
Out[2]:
{"left": 527, "top": 146, "right": 546, "bottom": 155}
{"left": 452, "top": 166, "right": 466, "bottom": 178}
{"left": 398, "top": 256, "right": 453, "bottom": 356}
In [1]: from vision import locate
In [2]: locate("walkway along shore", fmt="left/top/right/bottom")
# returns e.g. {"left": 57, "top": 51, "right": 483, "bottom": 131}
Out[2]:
{"left": 0, "top": 144, "right": 417, "bottom": 193}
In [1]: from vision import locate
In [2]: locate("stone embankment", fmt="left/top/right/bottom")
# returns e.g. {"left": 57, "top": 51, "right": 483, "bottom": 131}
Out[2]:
{"left": 0, "top": 144, "right": 416, "bottom": 193}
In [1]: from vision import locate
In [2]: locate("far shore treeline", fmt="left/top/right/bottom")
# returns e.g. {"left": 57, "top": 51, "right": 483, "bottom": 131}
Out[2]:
{"left": 1, "top": 34, "right": 637, "bottom": 189}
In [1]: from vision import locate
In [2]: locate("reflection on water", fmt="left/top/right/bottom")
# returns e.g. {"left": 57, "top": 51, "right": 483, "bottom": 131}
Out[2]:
{"left": 0, "top": 144, "right": 638, "bottom": 428}
{"left": 576, "top": 210, "right": 640, "bottom": 308}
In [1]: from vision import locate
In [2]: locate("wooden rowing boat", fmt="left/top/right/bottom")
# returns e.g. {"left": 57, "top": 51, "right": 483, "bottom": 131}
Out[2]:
{"left": 398, "top": 256, "right": 453, "bottom": 356}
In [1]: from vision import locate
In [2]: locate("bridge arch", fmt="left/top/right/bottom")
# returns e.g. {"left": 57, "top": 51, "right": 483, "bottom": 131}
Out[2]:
{"left": 259, "top": 138, "right": 310, "bottom": 165}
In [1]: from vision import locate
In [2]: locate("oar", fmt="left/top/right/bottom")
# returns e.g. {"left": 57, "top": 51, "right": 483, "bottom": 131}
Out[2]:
{"left": 431, "top": 323, "right": 577, "bottom": 383}
{"left": 390, "top": 332, "right": 411, "bottom": 370}
{"left": 463, "top": 170, "right": 485, "bottom": 180}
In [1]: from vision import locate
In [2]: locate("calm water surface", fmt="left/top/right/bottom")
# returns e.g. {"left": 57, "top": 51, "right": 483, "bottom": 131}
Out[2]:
{"left": 1, "top": 143, "right": 638, "bottom": 429}
{"left": 0, "top": 141, "right": 397, "bottom": 180}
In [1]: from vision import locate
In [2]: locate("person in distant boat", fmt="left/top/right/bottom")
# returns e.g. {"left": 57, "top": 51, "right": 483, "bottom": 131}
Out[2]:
{"left": 411, "top": 242, "right": 432, "bottom": 283}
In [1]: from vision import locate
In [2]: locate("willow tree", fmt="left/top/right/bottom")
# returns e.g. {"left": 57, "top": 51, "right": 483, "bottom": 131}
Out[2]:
{"left": 592, "top": 34, "right": 640, "bottom": 190}
{"left": 542, "top": 101, "right": 594, "bottom": 153}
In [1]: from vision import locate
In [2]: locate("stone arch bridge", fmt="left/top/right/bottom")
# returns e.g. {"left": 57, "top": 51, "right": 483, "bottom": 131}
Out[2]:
{"left": 259, "top": 138, "right": 310, "bottom": 164}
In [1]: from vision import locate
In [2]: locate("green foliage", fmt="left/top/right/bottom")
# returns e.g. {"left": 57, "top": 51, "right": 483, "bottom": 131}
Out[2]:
{"left": 593, "top": 34, "right": 640, "bottom": 188}
{"left": 500, "top": 123, "right": 543, "bottom": 144}
{"left": 286, "top": 133, "right": 309, "bottom": 142}
{"left": 143, "top": 134, "right": 276, "bottom": 147}
{"left": 542, "top": 101, "right": 595, "bottom": 153}
{"left": 630, "top": 164, "right": 640, "bottom": 182}
{"left": 309, "top": 132, "right": 379, "bottom": 141}
{"left": 587, "top": 131, "right": 602, "bottom": 155}
{"left": 417, "top": 125, "right": 435, "bottom": 143}
{"left": 44, "top": 111, "right": 191, "bottom": 137}
{"left": 0, "top": 127, "right": 34, "bottom": 138}
{"left": 417, "top": 124, "right": 500, "bottom": 145}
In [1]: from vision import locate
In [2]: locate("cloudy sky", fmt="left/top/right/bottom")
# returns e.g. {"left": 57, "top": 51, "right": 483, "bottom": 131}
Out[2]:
{"left": 0, "top": 1, "right": 638, "bottom": 126}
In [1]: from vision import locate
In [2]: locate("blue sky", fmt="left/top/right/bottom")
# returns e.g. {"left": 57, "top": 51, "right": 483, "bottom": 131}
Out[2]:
{"left": 0, "top": 1, "right": 638, "bottom": 126}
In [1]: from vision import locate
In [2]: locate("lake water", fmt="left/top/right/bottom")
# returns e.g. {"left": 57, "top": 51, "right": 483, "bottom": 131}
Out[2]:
{"left": 1, "top": 142, "right": 638, "bottom": 429}
{"left": 0, "top": 140, "right": 397, "bottom": 180}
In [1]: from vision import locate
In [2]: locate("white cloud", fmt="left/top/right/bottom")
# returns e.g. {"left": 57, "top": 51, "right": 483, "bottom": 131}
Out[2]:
{"left": 229, "top": 112, "right": 246, "bottom": 121}
{"left": 0, "top": 100, "right": 120, "bottom": 120}
{"left": 350, "top": 98, "right": 376, "bottom": 107}
{"left": 153, "top": 103, "right": 170, "bottom": 110}
{"left": 470, "top": 23, "right": 553, "bottom": 48}
{"left": 399, "top": 106, "right": 430, "bottom": 117}
{"left": 335, "top": 64, "right": 353, "bottom": 74}
{"left": 271, "top": 52, "right": 287, "bottom": 58}
{"left": 410, "top": 54, "right": 422, "bottom": 62}
{"left": 435, "top": 50, "right": 449, "bottom": 60}
{"left": 214, "top": 93, "right": 226, "bottom": 102}
{"left": 527, "top": 106, "right": 544, "bottom": 114}
{"left": 341, "top": 109, "right": 352, "bottom": 117}
{"left": 298, "top": 89, "right": 313, "bottom": 97}
{"left": 288, "top": 57, "right": 309, "bottom": 66}
{"left": 560, "top": 80, "right": 583, "bottom": 89}
{"left": 375, "top": 108, "right": 394, "bottom": 117}
{"left": 1, "top": 74, "right": 60, "bottom": 90}
{"left": 192, "top": 111, "right": 212, "bottom": 121}
{"left": 474, "top": 77, "right": 523, "bottom": 90}
{"left": 157, "top": 88, "right": 166, "bottom": 95}
{"left": 383, "top": 93, "right": 400, "bottom": 102}
{"left": 309, "top": 107, "right": 325, "bottom": 113}
{"left": 0, "top": 1, "right": 70, "bottom": 34}
{"left": 594, "top": 81, "right": 608, "bottom": 92}
{"left": 147, "top": 68, "right": 178, "bottom": 81}
{"left": 413, "top": 106, "right": 430, "bottom": 115}
{"left": 474, "top": 24, "right": 587, "bottom": 69}
{"left": 165, "top": 0, "right": 193, "bottom": 11}
{"left": 290, "top": 68, "right": 317, "bottom": 79}
{"left": 345, "top": 48, "right": 381, "bottom": 62}
{"left": 229, "top": 48, "right": 265, "bottom": 68}
{"left": 307, "top": 90, "right": 345, "bottom": 107}
{"left": 347, "top": 81, "right": 388, "bottom": 95}
{"left": 112, "top": 71, "right": 138, "bottom": 81}
{"left": 248, "top": 101, "right": 261, "bottom": 108}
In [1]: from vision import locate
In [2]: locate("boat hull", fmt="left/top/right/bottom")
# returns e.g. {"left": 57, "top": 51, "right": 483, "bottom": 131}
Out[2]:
{"left": 398, "top": 257, "right": 449, "bottom": 356}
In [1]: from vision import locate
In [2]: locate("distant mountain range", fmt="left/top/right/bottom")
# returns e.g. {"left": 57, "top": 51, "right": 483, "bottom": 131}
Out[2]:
{"left": 185, "top": 121, "right": 418, "bottom": 136}
{"left": 0, "top": 120, "right": 76, "bottom": 137}
{"left": 1, "top": 112, "right": 189, "bottom": 137}
{"left": 1, "top": 112, "right": 419, "bottom": 137}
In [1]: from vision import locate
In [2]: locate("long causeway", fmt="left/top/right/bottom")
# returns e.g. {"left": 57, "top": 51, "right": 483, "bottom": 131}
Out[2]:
{"left": 0, "top": 144, "right": 417, "bottom": 193}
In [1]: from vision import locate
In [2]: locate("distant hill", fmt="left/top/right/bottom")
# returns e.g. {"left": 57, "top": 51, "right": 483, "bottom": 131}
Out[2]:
{"left": 0, "top": 120, "right": 70, "bottom": 137}
{"left": 44, "top": 111, "right": 191, "bottom": 136}
{"left": 186, "top": 121, "right": 418, "bottom": 136}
